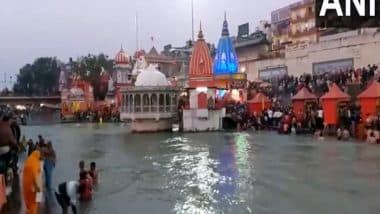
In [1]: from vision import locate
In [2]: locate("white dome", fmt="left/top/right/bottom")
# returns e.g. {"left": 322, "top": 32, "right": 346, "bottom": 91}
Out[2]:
{"left": 135, "top": 64, "right": 170, "bottom": 87}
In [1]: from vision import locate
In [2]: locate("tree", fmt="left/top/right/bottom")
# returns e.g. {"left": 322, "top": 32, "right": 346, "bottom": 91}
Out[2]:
{"left": 13, "top": 57, "right": 60, "bottom": 96}
{"left": 71, "top": 54, "right": 113, "bottom": 100}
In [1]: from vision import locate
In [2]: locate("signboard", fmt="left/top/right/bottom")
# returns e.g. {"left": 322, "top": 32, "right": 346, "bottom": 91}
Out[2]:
{"left": 231, "top": 80, "right": 246, "bottom": 89}
{"left": 312, "top": 58, "right": 353, "bottom": 75}
{"left": 259, "top": 67, "right": 287, "bottom": 80}
{"left": 238, "top": 23, "right": 249, "bottom": 38}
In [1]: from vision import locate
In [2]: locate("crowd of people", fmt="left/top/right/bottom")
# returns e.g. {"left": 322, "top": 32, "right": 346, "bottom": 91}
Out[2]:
{"left": 0, "top": 109, "right": 99, "bottom": 214}
{"left": 251, "top": 65, "right": 379, "bottom": 105}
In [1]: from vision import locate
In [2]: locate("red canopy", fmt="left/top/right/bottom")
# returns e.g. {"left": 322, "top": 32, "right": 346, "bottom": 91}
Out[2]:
{"left": 320, "top": 83, "right": 350, "bottom": 100}
{"left": 248, "top": 93, "right": 270, "bottom": 103}
{"left": 358, "top": 82, "right": 380, "bottom": 99}
{"left": 292, "top": 87, "right": 317, "bottom": 101}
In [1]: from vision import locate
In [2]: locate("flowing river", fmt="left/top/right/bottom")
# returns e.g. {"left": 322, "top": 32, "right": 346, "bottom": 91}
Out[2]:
{"left": 8, "top": 123, "right": 380, "bottom": 214}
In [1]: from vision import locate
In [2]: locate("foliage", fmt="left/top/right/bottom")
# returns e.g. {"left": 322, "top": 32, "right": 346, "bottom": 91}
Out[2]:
{"left": 71, "top": 54, "right": 113, "bottom": 100}
{"left": 13, "top": 57, "right": 60, "bottom": 96}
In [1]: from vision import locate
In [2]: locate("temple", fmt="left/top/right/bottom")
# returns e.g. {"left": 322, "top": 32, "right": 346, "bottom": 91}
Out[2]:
{"left": 113, "top": 46, "right": 133, "bottom": 107}
{"left": 182, "top": 24, "right": 225, "bottom": 132}
{"left": 213, "top": 13, "right": 246, "bottom": 103}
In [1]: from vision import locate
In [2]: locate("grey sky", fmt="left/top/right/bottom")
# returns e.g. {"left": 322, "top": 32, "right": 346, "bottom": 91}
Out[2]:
{"left": 0, "top": 0, "right": 294, "bottom": 88}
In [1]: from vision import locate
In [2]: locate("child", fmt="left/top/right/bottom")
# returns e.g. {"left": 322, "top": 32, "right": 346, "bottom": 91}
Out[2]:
{"left": 79, "top": 172, "right": 92, "bottom": 202}
{"left": 89, "top": 162, "right": 98, "bottom": 185}
{"left": 79, "top": 160, "right": 86, "bottom": 180}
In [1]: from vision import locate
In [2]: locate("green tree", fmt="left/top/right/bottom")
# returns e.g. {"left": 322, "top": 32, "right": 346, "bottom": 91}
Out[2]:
{"left": 71, "top": 54, "right": 113, "bottom": 100}
{"left": 13, "top": 57, "right": 60, "bottom": 96}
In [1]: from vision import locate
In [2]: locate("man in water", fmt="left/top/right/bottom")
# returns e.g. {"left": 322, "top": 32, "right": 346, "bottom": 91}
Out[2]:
{"left": 0, "top": 114, "right": 18, "bottom": 173}
{"left": 55, "top": 181, "right": 80, "bottom": 214}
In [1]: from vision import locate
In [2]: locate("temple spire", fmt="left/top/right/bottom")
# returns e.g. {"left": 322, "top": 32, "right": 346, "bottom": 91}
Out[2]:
{"left": 198, "top": 21, "right": 204, "bottom": 40}
{"left": 222, "top": 12, "right": 229, "bottom": 36}
{"left": 120, "top": 44, "right": 123, "bottom": 51}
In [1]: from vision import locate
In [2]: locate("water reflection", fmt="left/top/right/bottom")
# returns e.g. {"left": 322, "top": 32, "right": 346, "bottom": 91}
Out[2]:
{"left": 7, "top": 124, "right": 380, "bottom": 214}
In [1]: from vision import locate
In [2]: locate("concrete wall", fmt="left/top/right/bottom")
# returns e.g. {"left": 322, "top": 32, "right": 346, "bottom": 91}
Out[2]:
{"left": 253, "top": 30, "right": 380, "bottom": 78}
{"left": 189, "top": 88, "right": 216, "bottom": 109}
{"left": 182, "top": 109, "right": 225, "bottom": 132}
{"left": 131, "top": 119, "right": 172, "bottom": 132}
{"left": 236, "top": 44, "right": 270, "bottom": 81}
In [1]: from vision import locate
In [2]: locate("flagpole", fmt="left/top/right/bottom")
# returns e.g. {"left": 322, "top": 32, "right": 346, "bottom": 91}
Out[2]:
{"left": 135, "top": 12, "right": 139, "bottom": 50}
{"left": 191, "top": 0, "right": 194, "bottom": 41}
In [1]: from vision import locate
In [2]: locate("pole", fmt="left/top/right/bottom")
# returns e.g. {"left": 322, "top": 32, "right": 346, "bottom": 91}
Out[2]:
{"left": 191, "top": 0, "right": 194, "bottom": 41}
{"left": 136, "top": 12, "right": 139, "bottom": 50}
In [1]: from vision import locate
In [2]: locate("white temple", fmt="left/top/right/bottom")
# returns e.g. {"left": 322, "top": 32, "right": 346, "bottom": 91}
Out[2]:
{"left": 120, "top": 64, "right": 179, "bottom": 132}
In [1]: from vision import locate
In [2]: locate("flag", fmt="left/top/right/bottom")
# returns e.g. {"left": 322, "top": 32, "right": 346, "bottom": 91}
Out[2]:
{"left": 261, "top": 96, "right": 265, "bottom": 110}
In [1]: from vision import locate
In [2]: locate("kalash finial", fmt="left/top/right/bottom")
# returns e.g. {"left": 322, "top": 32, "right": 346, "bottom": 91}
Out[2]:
{"left": 120, "top": 44, "right": 124, "bottom": 51}
{"left": 222, "top": 12, "right": 230, "bottom": 36}
{"left": 198, "top": 21, "right": 204, "bottom": 40}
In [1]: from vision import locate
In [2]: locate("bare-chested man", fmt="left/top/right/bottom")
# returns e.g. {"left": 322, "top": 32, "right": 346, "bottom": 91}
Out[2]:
{"left": 0, "top": 114, "right": 18, "bottom": 171}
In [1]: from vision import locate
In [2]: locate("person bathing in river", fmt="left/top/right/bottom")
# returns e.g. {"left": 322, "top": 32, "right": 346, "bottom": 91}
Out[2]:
{"left": 44, "top": 141, "right": 56, "bottom": 191}
{"left": 55, "top": 180, "right": 80, "bottom": 214}
{"left": 27, "top": 139, "right": 36, "bottom": 156}
{"left": 89, "top": 162, "right": 98, "bottom": 185}
{"left": 79, "top": 160, "right": 86, "bottom": 179}
{"left": 79, "top": 172, "right": 93, "bottom": 202}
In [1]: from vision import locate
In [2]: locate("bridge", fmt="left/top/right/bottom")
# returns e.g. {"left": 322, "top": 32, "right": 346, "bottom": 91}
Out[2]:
{"left": 0, "top": 96, "right": 61, "bottom": 106}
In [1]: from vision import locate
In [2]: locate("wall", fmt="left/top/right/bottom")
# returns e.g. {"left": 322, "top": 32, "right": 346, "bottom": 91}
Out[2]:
{"left": 189, "top": 88, "right": 216, "bottom": 109}
{"left": 254, "top": 30, "right": 380, "bottom": 78}
{"left": 236, "top": 44, "right": 269, "bottom": 80}
{"left": 131, "top": 119, "right": 172, "bottom": 132}
{"left": 182, "top": 109, "right": 226, "bottom": 132}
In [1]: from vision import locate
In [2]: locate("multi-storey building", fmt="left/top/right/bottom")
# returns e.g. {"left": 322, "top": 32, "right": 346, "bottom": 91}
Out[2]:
{"left": 271, "top": 0, "right": 317, "bottom": 50}
{"left": 289, "top": 0, "right": 318, "bottom": 44}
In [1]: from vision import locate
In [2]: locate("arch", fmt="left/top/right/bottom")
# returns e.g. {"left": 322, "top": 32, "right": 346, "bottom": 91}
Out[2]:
{"left": 198, "top": 92, "right": 208, "bottom": 109}
{"left": 134, "top": 94, "right": 141, "bottom": 112}
{"left": 143, "top": 94, "right": 150, "bottom": 112}
{"left": 151, "top": 94, "right": 158, "bottom": 112}
{"left": 159, "top": 94, "right": 164, "bottom": 112}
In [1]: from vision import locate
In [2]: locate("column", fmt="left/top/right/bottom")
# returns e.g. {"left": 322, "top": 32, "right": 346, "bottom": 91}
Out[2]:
{"left": 148, "top": 94, "right": 150, "bottom": 112}
{"left": 131, "top": 94, "right": 134, "bottom": 113}
{"left": 140, "top": 93, "right": 143, "bottom": 113}
{"left": 164, "top": 93, "right": 166, "bottom": 112}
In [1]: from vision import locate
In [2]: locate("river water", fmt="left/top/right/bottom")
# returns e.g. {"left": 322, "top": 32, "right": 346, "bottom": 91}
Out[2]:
{"left": 10, "top": 123, "right": 380, "bottom": 214}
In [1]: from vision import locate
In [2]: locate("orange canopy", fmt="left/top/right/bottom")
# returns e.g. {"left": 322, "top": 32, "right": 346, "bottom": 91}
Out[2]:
{"left": 248, "top": 93, "right": 270, "bottom": 103}
{"left": 292, "top": 87, "right": 317, "bottom": 101}
{"left": 292, "top": 87, "right": 317, "bottom": 120}
{"left": 320, "top": 84, "right": 350, "bottom": 125}
{"left": 357, "top": 82, "right": 380, "bottom": 99}
{"left": 248, "top": 93, "right": 271, "bottom": 114}
{"left": 320, "top": 84, "right": 350, "bottom": 100}
{"left": 357, "top": 82, "right": 380, "bottom": 119}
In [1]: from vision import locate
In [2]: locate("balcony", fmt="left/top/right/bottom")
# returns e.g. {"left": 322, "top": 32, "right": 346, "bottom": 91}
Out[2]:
{"left": 290, "top": 12, "right": 315, "bottom": 24}
{"left": 290, "top": 27, "right": 318, "bottom": 38}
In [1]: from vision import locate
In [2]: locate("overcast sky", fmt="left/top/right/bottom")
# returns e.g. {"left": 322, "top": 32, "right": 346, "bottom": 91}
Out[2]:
{"left": 0, "top": 0, "right": 294, "bottom": 88}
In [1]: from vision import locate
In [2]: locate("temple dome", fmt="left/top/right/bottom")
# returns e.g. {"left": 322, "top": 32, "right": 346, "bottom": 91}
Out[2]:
{"left": 135, "top": 64, "right": 170, "bottom": 87}
{"left": 115, "top": 47, "right": 130, "bottom": 64}
{"left": 213, "top": 14, "right": 238, "bottom": 75}
{"left": 188, "top": 23, "right": 215, "bottom": 88}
